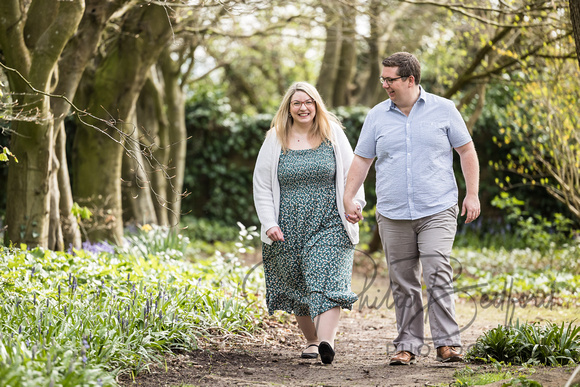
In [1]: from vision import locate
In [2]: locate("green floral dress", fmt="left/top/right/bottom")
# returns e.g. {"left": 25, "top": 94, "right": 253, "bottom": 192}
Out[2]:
{"left": 262, "top": 141, "right": 358, "bottom": 319}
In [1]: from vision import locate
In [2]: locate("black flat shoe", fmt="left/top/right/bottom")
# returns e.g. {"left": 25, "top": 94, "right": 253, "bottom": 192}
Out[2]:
{"left": 300, "top": 343, "right": 319, "bottom": 359}
{"left": 319, "top": 341, "right": 335, "bottom": 364}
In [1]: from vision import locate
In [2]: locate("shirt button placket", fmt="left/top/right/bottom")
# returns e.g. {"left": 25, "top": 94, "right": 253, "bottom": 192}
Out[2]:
{"left": 406, "top": 121, "right": 414, "bottom": 218}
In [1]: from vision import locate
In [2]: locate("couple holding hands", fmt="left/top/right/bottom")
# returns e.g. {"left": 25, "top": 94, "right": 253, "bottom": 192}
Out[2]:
{"left": 253, "top": 52, "right": 480, "bottom": 365}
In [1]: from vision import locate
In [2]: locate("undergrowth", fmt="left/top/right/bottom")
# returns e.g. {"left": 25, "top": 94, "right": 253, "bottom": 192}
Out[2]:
{"left": 467, "top": 321, "right": 580, "bottom": 366}
{"left": 0, "top": 224, "right": 265, "bottom": 386}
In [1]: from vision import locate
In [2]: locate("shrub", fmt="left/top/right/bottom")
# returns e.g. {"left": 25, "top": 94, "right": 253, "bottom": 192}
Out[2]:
{"left": 183, "top": 91, "right": 374, "bottom": 226}
{"left": 467, "top": 321, "right": 580, "bottom": 366}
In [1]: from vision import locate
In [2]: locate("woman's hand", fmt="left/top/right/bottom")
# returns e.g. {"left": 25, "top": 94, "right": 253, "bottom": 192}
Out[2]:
{"left": 266, "top": 226, "right": 285, "bottom": 242}
{"left": 344, "top": 201, "right": 363, "bottom": 224}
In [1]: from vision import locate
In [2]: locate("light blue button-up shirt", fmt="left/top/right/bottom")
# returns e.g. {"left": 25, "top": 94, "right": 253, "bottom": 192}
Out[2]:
{"left": 354, "top": 87, "right": 472, "bottom": 220}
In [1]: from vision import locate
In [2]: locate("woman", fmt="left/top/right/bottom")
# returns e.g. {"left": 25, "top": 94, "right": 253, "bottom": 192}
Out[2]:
{"left": 253, "top": 82, "right": 365, "bottom": 364}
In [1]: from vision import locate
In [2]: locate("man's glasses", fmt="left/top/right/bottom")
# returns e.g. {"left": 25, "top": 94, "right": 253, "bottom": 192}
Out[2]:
{"left": 379, "top": 76, "right": 407, "bottom": 85}
{"left": 290, "top": 99, "right": 315, "bottom": 109}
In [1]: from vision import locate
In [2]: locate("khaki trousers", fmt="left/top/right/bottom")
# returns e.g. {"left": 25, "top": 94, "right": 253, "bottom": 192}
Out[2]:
{"left": 377, "top": 205, "right": 461, "bottom": 355}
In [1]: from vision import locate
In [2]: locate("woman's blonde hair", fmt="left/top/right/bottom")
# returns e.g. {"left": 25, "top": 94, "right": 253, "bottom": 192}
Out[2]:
{"left": 269, "top": 82, "right": 342, "bottom": 151}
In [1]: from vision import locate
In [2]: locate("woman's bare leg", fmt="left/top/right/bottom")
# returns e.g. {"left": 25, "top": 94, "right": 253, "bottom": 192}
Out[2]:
{"left": 314, "top": 306, "right": 340, "bottom": 348}
{"left": 295, "top": 315, "right": 319, "bottom": 354}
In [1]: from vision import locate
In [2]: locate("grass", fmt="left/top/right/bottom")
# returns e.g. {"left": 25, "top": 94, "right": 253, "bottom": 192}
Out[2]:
{"left": 450, "top": 365, "right": 542, "bottom": 386}
{"left": 451, "top": 365, "right": 513, "bottom": 386}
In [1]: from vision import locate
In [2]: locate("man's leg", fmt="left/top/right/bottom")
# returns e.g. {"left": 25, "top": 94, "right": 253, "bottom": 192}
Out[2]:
{"left": 416, "top": 205, "right": 462, "bottom": 353}
{"left": 377, "top": 212, "right": 424, "bottom": 357}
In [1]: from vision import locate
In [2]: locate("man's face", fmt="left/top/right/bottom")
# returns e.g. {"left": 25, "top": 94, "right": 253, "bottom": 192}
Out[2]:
{"left": 381, "top": 66, "right": 410, "bottom": 104}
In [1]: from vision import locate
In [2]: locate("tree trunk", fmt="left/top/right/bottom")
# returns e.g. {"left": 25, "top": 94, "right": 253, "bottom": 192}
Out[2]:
{"left": 571, "top": 0, "right": 580, "bottom": 68}
{"left": 50, "top": 0, "right": 124, "bottom": 249}
{"left": 5, "top": 118, "right": 54, "bottom": 247}
{"left": 159, "top": 50, "right": 187, "bottom": 227}
{"left": 48, "top": 152, "right": 64, "bottom": 251}
{"left": 56, "top": 125, "right": 82, "bottom": 249}
{"left": 332, "top": 5, "right": 357, "bottom": 107}
{"left": 316, "top": 1, "right": 342, "bottom": 106}
{"left": 138, "top": 72, "right": 170, "bottom": 226}
{"left": 357, "top": 1, "right": 411, "bottom": 107}
{"left": 121, "top": 124, "right": 159, "bottom": 226}
{"left": 464, "top": 84, "right": 487, "bottom": 134}
{"left": 0, "top": 0, "right": 84, "bottom": 248}
{"left": 357, "top": 0, "right": 382, "bottom": 107}
{"left": 73, "top": 3, "right": 174, "bottom": 243}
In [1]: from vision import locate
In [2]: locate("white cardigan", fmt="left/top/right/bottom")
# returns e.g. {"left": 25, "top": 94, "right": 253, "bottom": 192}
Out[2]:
{"left": 253, "top": 123, "right": 366, "bottom": 245}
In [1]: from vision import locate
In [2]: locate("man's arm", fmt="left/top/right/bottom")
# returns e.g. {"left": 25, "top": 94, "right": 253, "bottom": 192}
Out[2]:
{"left": 344, "top": 155, "right": 374, "bottom": 223}
{"left": 455, "top": 141, "right": 480, "bottom": 223}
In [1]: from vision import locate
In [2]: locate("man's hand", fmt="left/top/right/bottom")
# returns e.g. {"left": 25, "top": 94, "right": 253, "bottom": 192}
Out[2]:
{"left": 461, "top": 194, "right": 480, "bottom": 223}
{"left": 344, "top": 200, "right": 363, "bottom": 224}
{"left": 343, "top": 155, "right": 373, "bottom": 225}
{"left": 266, "top": 226, "right": 284, "bottom": 242}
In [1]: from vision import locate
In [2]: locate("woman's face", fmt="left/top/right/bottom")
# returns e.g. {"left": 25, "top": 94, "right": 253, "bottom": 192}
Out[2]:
{"left": 289, "top": 91, "right": 316, "bottom": 126}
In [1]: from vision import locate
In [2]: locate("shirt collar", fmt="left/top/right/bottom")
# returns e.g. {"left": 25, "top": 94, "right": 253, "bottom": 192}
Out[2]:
{"left": 417, "top": 85, "right": 426, "bottom": 102}
{"left": 385, "top": 85, "right": 425, "bottom": 111}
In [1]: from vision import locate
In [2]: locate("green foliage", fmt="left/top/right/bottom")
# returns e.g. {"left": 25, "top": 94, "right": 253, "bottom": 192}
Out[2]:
{"left": 492, "top": 59, "right": 580, "bottom": 222}
{"left": 451, "top": 365, "right": 512, "bottom": 386}
{"left": 183, "top": 90, "right": 374, "bottom": 226}
{"left": 452, "top": 59, "right": 578, "bottom": 237}
{"left": 333, "top": 105, "right": 370, "bottom": 145}
{"left": 0, "top": 146, "right": 17, "bottom": 163}
{"left": 71, "top": 202, "right": 92, "bottom": 220}
{"left": 457, "top": 191, "right": 578, "bottom": 252}
{"left": 467, "top": 321, "right": 580, "bottom": 366}
{"left": 184, "top": 87, "right": 269, "bottom": 226}
{"left": 117, "top": 224, "right": 189, "bottom": 260}
{"left": 0, "top": 226, "right": 266, "bottom": 385}
{"left": 451, "top": 363, "right": 543, "bottom": 387}
{"left": 501, "top": 376, "right": 542, "bottom": 387}
{"left": 453, "top": 245, "right": 580, "bottom": 305}
{"left": 180, "top": 216, "right": 242, "bottom": 243}
{"left": 491, "top": 192, "right": 575, "bottom": 253}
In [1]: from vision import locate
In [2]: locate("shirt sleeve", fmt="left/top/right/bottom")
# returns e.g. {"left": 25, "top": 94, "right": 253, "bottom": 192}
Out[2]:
{"left": 447, "top": 103, "right": 472, "bottom": 148}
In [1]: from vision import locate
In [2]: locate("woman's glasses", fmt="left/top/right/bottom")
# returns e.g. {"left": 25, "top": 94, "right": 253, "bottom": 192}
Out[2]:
{"left": 290, "top": 99, "right": 315, "bottom": 109}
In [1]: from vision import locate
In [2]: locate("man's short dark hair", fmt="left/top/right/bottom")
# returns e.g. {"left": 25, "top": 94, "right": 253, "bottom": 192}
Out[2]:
{"left": 382, "top": 52, "right": 421, "bottom": 84}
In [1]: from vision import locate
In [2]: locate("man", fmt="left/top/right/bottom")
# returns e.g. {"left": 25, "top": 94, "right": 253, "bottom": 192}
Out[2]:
{"left": 344, "top": 52, "right": 480, "bottom": 365}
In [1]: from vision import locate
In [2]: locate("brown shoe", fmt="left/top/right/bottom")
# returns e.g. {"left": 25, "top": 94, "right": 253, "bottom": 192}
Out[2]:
{"left": 389, "top": 351, "right": 416, "bottom": 365}
{"left": 436, "top": 346, "right": 463, "bottom": 362}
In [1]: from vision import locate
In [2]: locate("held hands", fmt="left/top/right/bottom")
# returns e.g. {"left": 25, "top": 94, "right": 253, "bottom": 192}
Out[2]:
{"left": 461, "top": 194, "right": 481, "bottom": 223}
{"left": 266, "top": 226, "right": 285, "bottom": 242}
{"left": 344, "top": 200, "right": 363, "bottom": 224}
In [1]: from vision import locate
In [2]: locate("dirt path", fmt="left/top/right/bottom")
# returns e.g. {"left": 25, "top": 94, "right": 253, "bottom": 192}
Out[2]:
{"left": 119, "top": 256, "right": 578, "bottom": 387}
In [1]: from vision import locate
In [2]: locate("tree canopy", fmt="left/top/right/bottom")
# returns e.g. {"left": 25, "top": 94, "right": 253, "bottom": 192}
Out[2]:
{"left": 0, "top": 0, "right": 578, "bottom": 249}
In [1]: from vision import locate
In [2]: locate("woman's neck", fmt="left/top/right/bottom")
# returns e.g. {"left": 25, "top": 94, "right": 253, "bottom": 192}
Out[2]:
{"left": 291, "top": 122, "right": 311, "bottom": 135}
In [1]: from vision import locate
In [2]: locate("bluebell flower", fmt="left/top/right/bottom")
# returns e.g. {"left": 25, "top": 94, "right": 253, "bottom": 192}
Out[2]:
{"left": 69, "top": 240, "right": 116, "bottom": 255}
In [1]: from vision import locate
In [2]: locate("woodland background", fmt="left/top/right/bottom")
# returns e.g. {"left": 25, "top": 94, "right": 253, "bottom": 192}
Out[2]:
{"left": 1, "top": 0, "right": 580, "bottom": 249}
{"left": 1, "top": 2, "right": 580, "bottom": 385}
